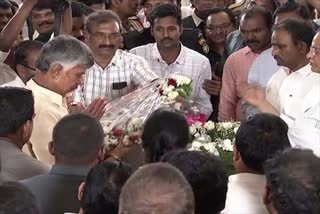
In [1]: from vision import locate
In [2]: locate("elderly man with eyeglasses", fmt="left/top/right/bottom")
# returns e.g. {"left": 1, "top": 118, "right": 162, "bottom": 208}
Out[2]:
{"left": 73, "top": 10, "right": 158, "bottom": 109}
{"left": 1, "top": 40, "right": 44, "bottom": 87}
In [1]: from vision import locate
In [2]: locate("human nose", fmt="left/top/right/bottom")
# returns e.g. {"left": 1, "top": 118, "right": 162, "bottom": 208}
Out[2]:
{"left": 307, "top": 48, "right": 315, "bottom": 59}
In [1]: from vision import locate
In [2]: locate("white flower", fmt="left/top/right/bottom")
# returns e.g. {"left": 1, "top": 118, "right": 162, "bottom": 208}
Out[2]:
{"left": 127, "top": 117, "right": 143, "bottom": 133}
{"left": 204, "top": 121, "right": 215, "bottom": 130}
{"left": 189, "top": 125, "right": 197, "bottom": 135}
{"left": 221, "top": 122, "right": 234, "bottom": 130}
{"left": 234, "top": 126, "right": 239, "bottom": 134}
{"left": 205, "top": 143, "right": 220, "bottom": 156}
{"left": 175, "top": 75, "right": 192, "bottom": 86}
{"left": 167, "top": 91, "right": 179, "bottom": 101}
{"left": 163, "top": 85, "right": 175, "bottom": 95}
{"left": 221, "top": 139, "right": 233, "bottom": 151}
{"left": 122, "top": 135, "right": 130, "bottom": 146}
{"left": 174, "top": 102, "right": 182, "bottom": 111}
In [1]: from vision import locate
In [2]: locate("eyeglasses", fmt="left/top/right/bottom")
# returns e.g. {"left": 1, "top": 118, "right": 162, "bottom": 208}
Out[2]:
{"left": 309, "top": 46, "right": 320, "bottom": 56}
{"left": 206, "top": 23, "right": 232, "bottom": 31}
{"left": 89, "top": 32, "right": 121, "bottom": 41}
{"left": 20, "top": 64, "right": 37, "bottom": 71}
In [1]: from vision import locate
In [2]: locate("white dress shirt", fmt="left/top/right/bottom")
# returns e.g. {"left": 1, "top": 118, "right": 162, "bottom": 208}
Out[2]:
{"left": 1, "top": 76, "right": 25, "bottom": 88}
{"left": 130, "top": 43, "right": 213, "bottom": 117}
{"left": 288, "top": 85, "right": 320, "bottom": 157}
{"left": 74, "top": 49, "right": 159, "bottom": 107}
{"left": 243, "top": 48, "right": 281, "bottom": 119}
{"left": 266, "top": 64, "right": 320, "bottom": 126}
{"left": 222, "top": 173, "right": 268, "bottom": 214}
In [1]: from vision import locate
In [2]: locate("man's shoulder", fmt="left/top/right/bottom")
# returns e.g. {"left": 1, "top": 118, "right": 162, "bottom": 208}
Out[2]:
{"left": 226, "top": 46, "right": 251, "bottom": 61}
{"left": 182, "top": 45, "right": 210, "bottom": 64}
{"left": 130, "top": 43, "right": 153, "bottom": 52}
{"left": 119, "top": 49, "right": 150, "bottom": 61}
{"left": 182, "top": 15, "right": 196, "bottom": 28}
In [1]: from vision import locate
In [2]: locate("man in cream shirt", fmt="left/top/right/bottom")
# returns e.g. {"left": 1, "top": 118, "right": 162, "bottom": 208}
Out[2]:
{"left": 26, "top": 35, "right": 106, "bottom": 165}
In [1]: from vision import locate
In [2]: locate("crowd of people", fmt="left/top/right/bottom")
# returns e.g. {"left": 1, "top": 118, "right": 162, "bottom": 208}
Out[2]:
{"left": 0, "top": 0, "right": 319, "bottom": 213}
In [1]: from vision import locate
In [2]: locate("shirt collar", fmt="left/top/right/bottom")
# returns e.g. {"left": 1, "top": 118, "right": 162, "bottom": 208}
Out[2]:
{"left": 0, "top": 138, "right": 19, "bottom": 150}
{"left": 27, "top": 79, "right": 65, "bottom": 107}
{"left": 151, "top": 43, "right": 186, "bottom": 65}
{"left": 49, "top": 165, "right": 91, "bottom": 177}
{"left": 295, "top": 63, "right": 312, "bottom": 77}
{"left": 191, "top": 11, "right": 203, "bottom": 27}
{"left": 244, "top": 46, "right": 257, "bottom": 56}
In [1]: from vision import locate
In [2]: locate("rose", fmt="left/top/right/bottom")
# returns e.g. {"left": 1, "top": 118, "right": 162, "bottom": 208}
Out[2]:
{"left": 167, "top": 78, "right": 177, "bottom": 87}
{"left": 204, "top": 121, "right": 215, "bottom": 130}
{"left": 112, "top": 128, "right": 124, "bottom": 137}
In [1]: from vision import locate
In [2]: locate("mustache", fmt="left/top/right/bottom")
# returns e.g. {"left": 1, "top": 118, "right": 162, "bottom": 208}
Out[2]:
{"left": 246, "top": 40, "right": 259, "bottom": 44}
{"left": 273, "top": 56, "right": 282, "bottom": 61}
{"left": 98, "top": 44, "right": 115, "bottom": 49}
{"left": 38, "top": 21, "right": 54, "bottom": 27}
{"left": 161, "top": 38, "right": 174, "bottom": 42}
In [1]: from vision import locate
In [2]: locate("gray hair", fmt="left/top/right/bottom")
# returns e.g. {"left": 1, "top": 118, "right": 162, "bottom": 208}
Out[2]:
{"left": 35, "top": 35, "right": 94, "bottom": 72}
{"left": 119, "top": 163, "right": 195, "bottom": 214}
{"left": 85, "top": 10, "right": 123, "bottom": 33}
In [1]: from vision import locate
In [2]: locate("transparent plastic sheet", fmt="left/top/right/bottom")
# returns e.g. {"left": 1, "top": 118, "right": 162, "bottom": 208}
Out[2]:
{"left": 100, "top": 79, "right": 170, "bottom": 149}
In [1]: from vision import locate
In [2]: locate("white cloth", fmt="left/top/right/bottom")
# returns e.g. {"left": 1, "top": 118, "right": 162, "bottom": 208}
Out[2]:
{"left": 248, "top": 48, "right": 281, "bottom": 90}
{"left": 73, "top": 49, "right": 158, "bottom": 107}
{"left": 181, "top": 6, "right": 194, "bottom": 19}
{"left": 130, "top": 43, "right": 212, "bottom": 117}
{"left": 1, "top": 76, "right": 25, "bottom": 88}
{"left": 191, "top": 11, "right": 203, "bottom": 27}
{"left": 0, "top": 62, "right": 17, "bottom": 85}
{"left": 288, "top": 85, "right": 320, "bottom": 157}
{"left": 266, "top": 64, "right": 320, "bottom": 126}
{"left": 0, "top": 51, "right": 9, "bottom": 63}
{"left": 222, "top": 173, "right": 268, "bottom": 214}
{"left": 243, "top": 48, "right": 281, "bottom": 119}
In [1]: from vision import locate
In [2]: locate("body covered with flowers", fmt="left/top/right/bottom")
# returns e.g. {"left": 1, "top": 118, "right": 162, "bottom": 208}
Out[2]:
{"left": 100, "top": 74, "right": 193, "bottom": 149}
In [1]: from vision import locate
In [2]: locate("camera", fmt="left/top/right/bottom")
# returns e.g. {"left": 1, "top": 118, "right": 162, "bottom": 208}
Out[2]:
{"left": 51, "top": 0, "right": 70, "bottom": 13}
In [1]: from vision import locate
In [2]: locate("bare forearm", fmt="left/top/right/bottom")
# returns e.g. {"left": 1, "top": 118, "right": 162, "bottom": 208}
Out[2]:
{"left": 257, "top": 100, "right": 280, "bottom": 116}
{"left": 0, "top": 1, "right": 36, "bottom": 51}
{"left": 60, "top": 0, "right": 72, "bottom": 35}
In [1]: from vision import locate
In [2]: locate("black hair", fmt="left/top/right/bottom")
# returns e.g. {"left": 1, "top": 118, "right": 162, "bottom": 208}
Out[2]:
{"left": 0, "top": 0, "right": 11, "bottom": 10}
{"left": 235, "top": 113, "right": 291, "bottom": 173}
{"left": 150, "top": 3, "right": 182, "bottom": 27}
{"left": 84, "top": 10, "right": 123, "bottom": 33}
{"left": 32, "top": 0, "right": 52, "bottom": 10}
{"left": 206, "top": 7, "right": 237, "bottom": 28}
{"left": 0, "top": 182, "right": 39, "bottom": 214}
{"left": 81, "top": 161, "right": 133, "bottom": 214}
{"left": 273, "top": 18, "right": 315, "bottom": 48}
{"left": 141, "top": 0, "right": 176, "bottom": 6}
{"left": 241, "top": 5, "right": 273, "bottom": 29}
{"left": 264, "top": 148, "right": 320, "bottom": 214}
{"left": 12, "top": 40, "right": 44, "bottom": 71}
{"left": 161, "top": 150, "right": 228, "bottom": 214}
{"left": 0, "top": 87, "right": 34, "bottom": 135}
{"left": 141, "top": 110, "right": 189, "bottom": 163}
{"left": 273, "top": 2, "right": 311, "bottom": 20}
{"left": 52, "top": 113, "right": 104, "bottom": 163}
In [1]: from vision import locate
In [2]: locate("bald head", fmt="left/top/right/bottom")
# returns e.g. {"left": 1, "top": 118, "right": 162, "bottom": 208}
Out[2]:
{"left": 119, "top": 163, "right": 195, "bottom": 214}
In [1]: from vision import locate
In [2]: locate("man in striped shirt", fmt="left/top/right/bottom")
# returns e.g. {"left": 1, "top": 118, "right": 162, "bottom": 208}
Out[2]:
{"left": 130, "top": 4, "right": 212, "bottom": 117}
{"left": 73, "top": 10, "right": 158, "bottom": 108}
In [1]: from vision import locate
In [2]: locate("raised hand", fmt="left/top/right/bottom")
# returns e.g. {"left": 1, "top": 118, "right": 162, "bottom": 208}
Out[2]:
{"left": 202, "top": 73, "right": 222, "bottom": 96}
{"left": 83, "top": 96, "right": 107, "bottom": 119}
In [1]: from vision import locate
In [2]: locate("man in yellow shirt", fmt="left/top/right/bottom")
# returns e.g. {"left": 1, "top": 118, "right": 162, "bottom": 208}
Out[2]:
{"left": 26, "top": 35, "right": 106, "bottom": 164}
